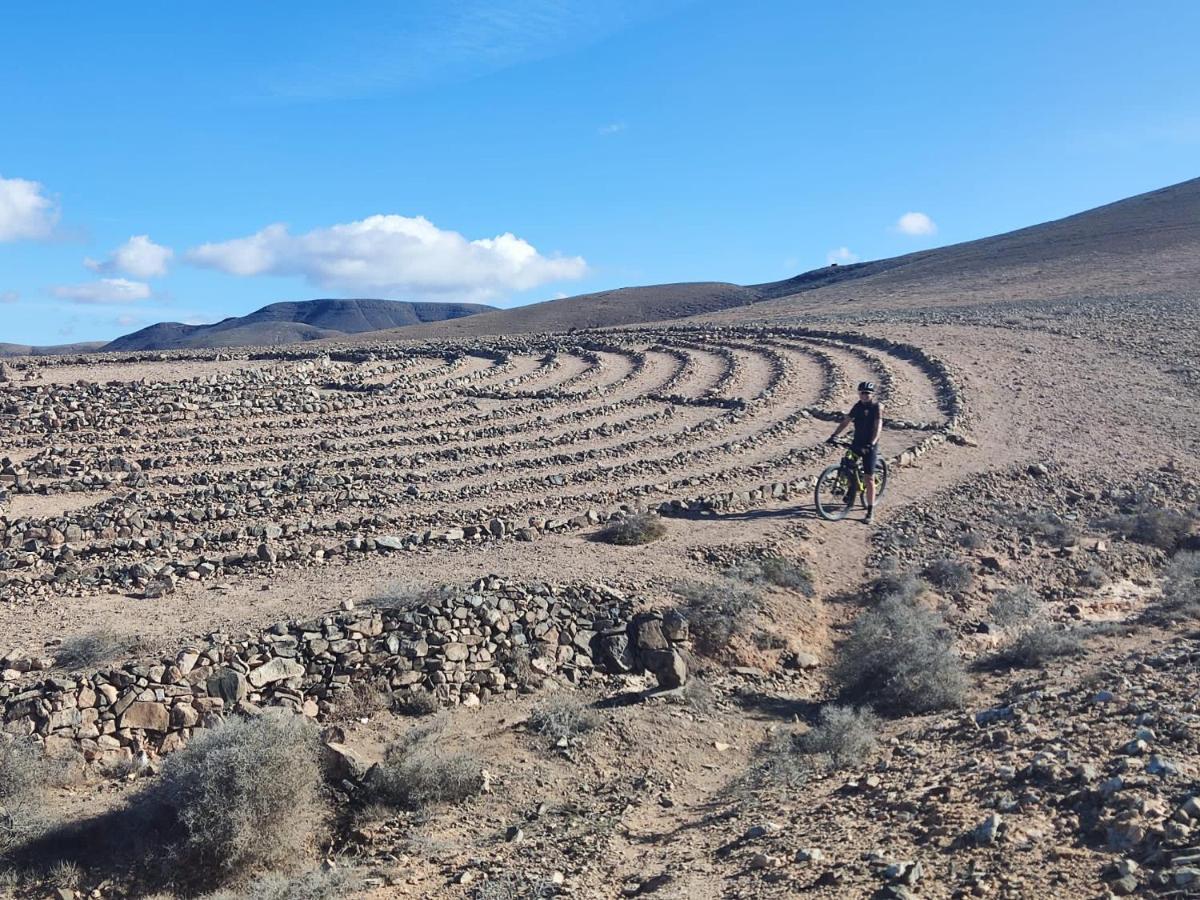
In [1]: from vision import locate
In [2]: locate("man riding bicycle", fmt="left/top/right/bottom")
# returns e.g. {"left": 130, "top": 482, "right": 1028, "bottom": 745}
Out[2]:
{"left": 826, "top": 381, "right": 882, "bottom": 523}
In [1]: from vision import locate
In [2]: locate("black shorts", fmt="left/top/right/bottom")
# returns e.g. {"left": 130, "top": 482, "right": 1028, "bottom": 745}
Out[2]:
{"left": 852, "top": 443, "right": 878, "bottom": 475}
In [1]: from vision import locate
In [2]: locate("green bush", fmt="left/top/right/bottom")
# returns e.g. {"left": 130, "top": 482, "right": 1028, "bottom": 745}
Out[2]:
{"left": 994, "top": 626, "right": 1084, "bottom": 669}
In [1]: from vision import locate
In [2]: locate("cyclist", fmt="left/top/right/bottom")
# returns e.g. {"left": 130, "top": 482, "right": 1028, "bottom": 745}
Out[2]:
{"left": 826, "top": 381, "right": 883, "bottom": 523}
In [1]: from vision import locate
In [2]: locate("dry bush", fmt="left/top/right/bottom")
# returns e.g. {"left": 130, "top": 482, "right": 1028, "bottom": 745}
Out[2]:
{"left": 1151, "top": 551, "right": 1200, "bottom": 621}
{"left": 146, "top": 712, "right": 327, "bottom": 881}
{"left": 1075, "top": 563, "right": 1107, "bottom": 589}
{"left": 200, "top": 867, "right": 356, "bottom": 900}
{"left": 727, "top": 554, "right": 814, "bottom": 595}
{"left": 798, "top": 705, "right": 879, "bottom": 770}
{"left": 1101, "top": 504, "right": 1196, "bottom": 553}
{"left": 392, "top": 689, "right": 438, "bottom": 717}
{"left": 865, "top": 569, "right": 927, "bottom": 605}
{"left": 596, "top": 512, "right": 667, "bottom": 546}
{"left": 0, "top": 739, "right": 50, "bottom": 858}
{"left": 988, "top": 585, "right": 1042, "bottom": 628}
{"left": 998, "top": 507, "right": 1078, "bottom": 547}
{"left": 364, "top": 717, "right": 482, "bottom": 810}
{"left": 994, "top": 626, "right": 1084, "bottom": 669}
{"left": 56, "top": 631, "right": 144, "bottom": 670}
{"left": 474, "top": 874, "right": 561, "bottom": 900}
{"left": 833, "top": 595, "right": 967, "bottom": 716}
{"left": 528, "top": 693, "right": 602, "bottom": 745}
{"left": 922, "top": 558, "right": 974, "bottom": 595}
{"left": 665, "top": 675, "right": 717, "bottom": 716}
{"left": 329, "top": 680, "right": 390, "bottom": 723}
{"left": 671, "top": 582, "right": 759, "bottom": 657}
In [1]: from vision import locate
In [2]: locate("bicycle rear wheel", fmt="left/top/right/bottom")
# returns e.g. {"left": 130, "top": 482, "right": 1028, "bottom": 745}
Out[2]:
{"left": 815, "top": 464, "right": 854, "bottom": 520}
{"left": 860, "top": 457, "right": 889, "bottom": 508}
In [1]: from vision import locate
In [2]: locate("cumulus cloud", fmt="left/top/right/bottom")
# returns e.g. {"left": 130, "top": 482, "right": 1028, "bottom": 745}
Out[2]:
{"left": 54, "top": 278, "right": 152, "bottom": 305}
{"left": 186, "top": 215, "right": 588, "bottom": 300}
{"left": 0, "top": 290, "right": 18, "bottom": 304}
{"left": 0, "top": 175, "right": 58, "bottom": 242}
{"left": 826, "top": 247, "right": 859, "bottom": 265}
{"left": 895, "top": 211, "right": 937, "bottom": 236}
{"left": 85, "top": 234, "right": 174, "bottom": 278}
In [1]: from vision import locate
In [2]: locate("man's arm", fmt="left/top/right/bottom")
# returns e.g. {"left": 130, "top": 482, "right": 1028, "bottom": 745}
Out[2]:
{"left": 828, "top": 413, "right": 852, "bottom": 443}
{"left": 871, "top": 405, "right": 883, "bottom": 445}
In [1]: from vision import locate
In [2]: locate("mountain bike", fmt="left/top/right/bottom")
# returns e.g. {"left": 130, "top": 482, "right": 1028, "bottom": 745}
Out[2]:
{"left": 814, "top": 442, "right": 888, "bottom": 521}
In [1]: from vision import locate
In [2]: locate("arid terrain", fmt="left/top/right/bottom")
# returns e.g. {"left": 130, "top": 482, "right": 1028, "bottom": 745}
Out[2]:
{"left": 2, "top": 179, "right": 1199, "bottom": 900}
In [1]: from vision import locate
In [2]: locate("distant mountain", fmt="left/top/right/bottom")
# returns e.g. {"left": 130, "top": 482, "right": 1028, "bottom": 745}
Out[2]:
{"left": 102, "top": 299, "right": 496, "bottom": 351}
{"left": 0, "top": 341, "right": 107, "bottom": 358}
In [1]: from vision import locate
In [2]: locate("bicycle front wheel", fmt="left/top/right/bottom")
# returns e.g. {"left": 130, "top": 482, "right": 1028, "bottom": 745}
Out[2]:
{"left": 815, "top": 465, "right": 854, "bottom": 521}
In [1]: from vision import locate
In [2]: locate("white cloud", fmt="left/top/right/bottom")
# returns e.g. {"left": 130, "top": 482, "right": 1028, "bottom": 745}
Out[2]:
{"left": 0, "top": 175, "right": 58, "bottom": 242}
{"left": 0, "top": 290, "right": 18, "bottom": 304}
{"left": 598, "top": 122, "right": 627, "bottom": 136}
{"left": 186, "top": 215, "right": 588, "bottom": 300}
{"left": 85, "top": 234, "right": 174, "bottom": 278}
{"left": 113, "top": 314, "right": 143, "bottom": 327}
{"left": 826, "top": 247, "right": 859, "bottom": 265}
{"left": 895, "top": 211, "right": 937, "bottom": 236}
{"left": 53, "top": 278, "right": 153, "bottom": 305}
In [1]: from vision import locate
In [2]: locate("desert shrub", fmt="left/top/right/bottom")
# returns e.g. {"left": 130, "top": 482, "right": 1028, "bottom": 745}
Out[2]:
{"left": 988, "top": 585, "right": 1042, "bottom": 628}
{"left": 665, "top": 675, "right": 717, "bottom": 716}
{"left": 1153, "top": 551, "right": 1200, "bottom": 620}
{"left": 201, "top": 867, "right": 357, "bottom": 900}
{"left": 596, "top": 512, "right": 667, "bottom": 546}
{"left": 923, "top": 558, "right": 974, "bottom": 595}
{"left": 998, "top": 507, "right": 1079, "bottom": 547}
{"left": 994, "top": 626, "right": 1083, "bottom": 669}
{"left": 797, "top": 705, "right": 879, "bottom": 770}
{"left": 392, "top": 689, "right": 438, "bottom": 717}
{"left": 0, "top": 739, "right": 50, "bottom": 857}
{"left": 671, "top": 582, "right": 759, "bottom": 657}
{"left": 1075, "top": 563, "right": 1107, "bottom": 589}
{"left": 56, "top": 631, "right": 143, "bottom": 670}
{"left": 865, "top": 569, "right": 927, "bottom": 605}
{"left": 364, "top": 718, "right": 482, "bottom": 810}
{"left": 957, "top": 531, "right": 986, "bottom": 551}
{"left": 833, "top": 596, "right": 967, "bottom": 715}
{"left": 728, "top": 554, "right": 814, "bottom": 595}
{"left": 147, "top": 712, "right": 327, "bottom": 880}
{"left": 474, "top": 874, "right": 560, "bottom": 900}
{"left": 528, "top": 694, "right": 602, "bottom": 745}
{"left": 329, "top": 680, "right": 389, "bottom": 723}
{"left": 1101, "top": 504, "right": 1196, "bottom": 553}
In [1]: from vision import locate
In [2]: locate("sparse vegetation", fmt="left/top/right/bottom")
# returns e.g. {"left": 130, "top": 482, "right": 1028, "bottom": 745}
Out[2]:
{"left": 833, "top": 589, "right": 967, "bottom": 715}
{"left": 200, "top": 867, "right": 358, "bottom": 900}
{"left": 797, "top": 705, "right": 879, "bottom": 769}
{"left": 988, "top": 585, "right": 1042, "bottom": 627}
{"left": 1150, "top": 551, "right": 1200, "bottom": 620}
{"left": 528, "top": 693, "right": 602, "bottom": 745}
{"left": 994, "top": 626, "right": 1084, "bottom": 668}
{"left": 329, "top": 680, "right": 390, "bottom": 722}
{"left": 596, "top": 511, "right": 668, "bottom": 545}
{"left": 727, "top": 554, "right": 814, "bottom": 594}
{"left": 1101, "top": 503, "right": 1197, "bottom": 553}
{"left": 364, "top": 717, "right": 482, "bottom": 810}
{"left": 671, "top": 581, "right": 759, "bottom": 657}
{"left": 0, "top": 739, "right": 49, "bottom": 857}
{"left": 146, "top": 712, "right": 327, "bottom": 882}
{"left": 922, "top": 557, "right": 974, "bottom": 595}
{"left": 999, "top": 507, "right": 1079, "bottom": 547}
{"left": 55, "top": 630, "right": 144, "bottom": 670}
{"left": 392, "top": 689, "right": 439, "bottom": 717}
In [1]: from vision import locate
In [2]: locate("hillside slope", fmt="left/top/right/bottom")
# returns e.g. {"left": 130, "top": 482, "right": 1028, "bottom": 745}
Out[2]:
{"left": 367, "top": 176, "right": 1200, "bottom": 341}
{"left": 103, "top": 298, "right": 496, "bottom": 351}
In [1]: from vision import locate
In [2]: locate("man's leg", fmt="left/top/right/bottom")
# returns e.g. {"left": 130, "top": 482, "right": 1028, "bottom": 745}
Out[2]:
{"left": 863, "top": 446, "right": 877, "bottom": 522}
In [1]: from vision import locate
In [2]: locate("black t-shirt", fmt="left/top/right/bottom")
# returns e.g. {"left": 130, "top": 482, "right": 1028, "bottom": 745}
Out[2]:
{"left": 849, "top": 400, "right": 881, "bottom": 447}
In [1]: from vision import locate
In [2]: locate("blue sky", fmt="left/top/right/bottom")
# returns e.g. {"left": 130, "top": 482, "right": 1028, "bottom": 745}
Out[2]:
{"left": 2, "top": 0, "right": 1198, "bottom": 346}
